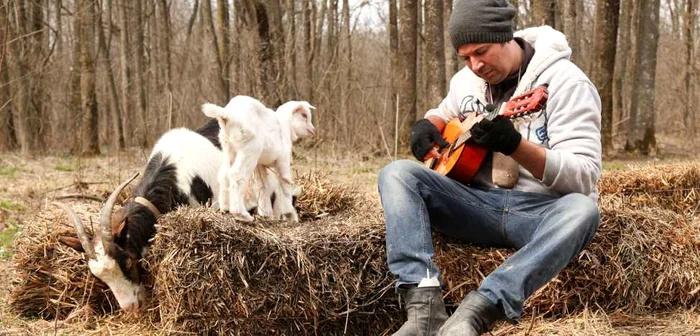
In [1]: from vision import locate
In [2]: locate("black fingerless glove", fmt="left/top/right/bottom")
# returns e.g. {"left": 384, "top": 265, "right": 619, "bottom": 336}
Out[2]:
{"left": 410, "top": 119, "right": 449, "bottom": 161}
{"left": 470, "top": 116, "right": 522, "bottom": 155}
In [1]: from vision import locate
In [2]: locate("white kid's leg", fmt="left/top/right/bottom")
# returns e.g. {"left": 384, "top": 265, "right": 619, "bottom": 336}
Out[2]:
{"left": 255, "top": 167, "right": 275, "bottom": 218}
{"left": 228, "top": 152, "right": 259, "bottom": 223}
{"left": 274, "top": 159, "right": 298, "bottom": 224}
{"left": 217, "top": 164, "right": 230, "bottom": 212}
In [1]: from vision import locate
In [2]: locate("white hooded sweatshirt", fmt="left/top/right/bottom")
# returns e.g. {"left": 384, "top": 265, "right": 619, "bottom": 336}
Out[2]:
{"left": 425, "top": 26, "right": 602, "bottom": 201}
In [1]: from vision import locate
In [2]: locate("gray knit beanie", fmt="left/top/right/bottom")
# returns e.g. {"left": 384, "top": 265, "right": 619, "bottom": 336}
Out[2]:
{"left": 448, "top": 0, "right": 516, "bottom": 50}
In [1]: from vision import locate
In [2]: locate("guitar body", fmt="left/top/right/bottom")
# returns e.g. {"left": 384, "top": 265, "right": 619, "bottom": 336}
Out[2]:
{"left": 425, "top": 84, "right": 550, "bottom": 185}
{"left": 427, "top": 119, "right": 487, "bottom": 184}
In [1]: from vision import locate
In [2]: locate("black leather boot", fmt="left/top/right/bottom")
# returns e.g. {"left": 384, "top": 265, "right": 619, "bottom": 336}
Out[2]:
{"left": 393, "top": 286, "right": 449, "bottom": 336}
{"left": 436, "top": 291, "right": 504, "bottom": 336}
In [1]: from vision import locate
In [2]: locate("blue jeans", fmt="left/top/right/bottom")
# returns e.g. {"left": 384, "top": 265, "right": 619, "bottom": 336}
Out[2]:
{"left": 377, "top": 160, "right": 600, "bottom": 323}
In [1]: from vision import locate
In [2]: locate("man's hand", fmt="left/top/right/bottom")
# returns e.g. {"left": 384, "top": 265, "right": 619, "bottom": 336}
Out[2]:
{"left": 410, "top": 119, "right": 449, "bottom": 161}
{"left": 470, "top": 115, "right": 522, "bottom": 155}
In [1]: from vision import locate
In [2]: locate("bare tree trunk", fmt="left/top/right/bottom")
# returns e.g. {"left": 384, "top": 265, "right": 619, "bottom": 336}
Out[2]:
{"left": 622, "top": 0, "right": 639, "bottom": 128}
{"left": 118, "top": 0, "right": 133, "bottom": 147}
{"left": 133, "top": 0, "right": 148, "bottom": 147}
{"left": 613, "top": 0, "right": 632, "bottom": 136}
{"left": 158, "top": 0, "right": 174, "bottom": 127}
{"left": 300, "top": 0, "right": 312, "bottom": 98}
{"left": 669, "top": 0, "right": 681, "bottom": 39}
{"left": 425, "top": 0, "right": 446, "bottom": 108}
{"left": 311, "top": 0, "right": 327, "bottom": 102}
{"left": 509, "top": 0, "right": 520, "bottom": 29}
{"left": 575, "top": 0, "right": 587, "bottom": 67}
{"left": 684, "top": 0, "right": 696, "bottom": 135}
{"left": 444, "top": 0, "right": 458, "bottom": 78}
{"left": 324, "top": 0, "right": 339, "bottom": 134}
{"left": 247, "top": 0, "right": 278, "bottom": 104}
{"left": 285, "top": 0, "right": 297, "bottom": 98}
{"left": 327, "top": 0, "right": 338, "bottom": 66}
{"left": 69, "top": 0, "right": 83, "bottom": 152}
{"left": 30, "top": 0, "right": 47, "bottom": 151}
{"left": 0, "top": 6, "right": 17, "bottom": 151}
{"left": 339, "top": 0, "right": 351, "bottom": 143}
{"left": 264, "top": 0, "right": 285, "bottom": 104}
{"left": 417, "top": 0, "right": 425, "bottom": 120}
{"left": 389, "top": 0, "right": 399, "bottom": 152}
{"left": 230, "top": 0, "right": 241, "bottom": 94}
{"left": 201, "top": 0, "right": 227, "bottom": 103}
{"left": 79, "top": 0, "right": 99, "bottom": 156}
{"left": 0, "top": 56, "right": 17, "bottom": 150}
{"left": 591, "top": 0, "right": 620, "bottom": 157}
{"left": 562, "top": 0, "right": 579, "bottom": 64}
{"left": 98, "top": 0, "right": 124, "bottom": 150}
{"left": 531, "top": 0, "right": 556, "bottom": 26}
{"left": 625, "top": 0, "right": 660, "bottom": 155}
{"left": 7, "top": 0, "right": 44, "bottom": 156}
{"left": 217, "top": 0, "right": 232, "bottom": 99}
{"left": 398, "top": 0, "right": 418, "bottom": 147}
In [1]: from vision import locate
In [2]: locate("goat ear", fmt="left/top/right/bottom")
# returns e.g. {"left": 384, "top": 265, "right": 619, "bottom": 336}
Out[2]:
{"left": 58, "top": 236, "right": 86, "bottom": 253}
{"left": 293, "top": 102, "right": 315, "bottom": 113}
{"left": 202, "top": 103, "right": 228, "bottom": 120}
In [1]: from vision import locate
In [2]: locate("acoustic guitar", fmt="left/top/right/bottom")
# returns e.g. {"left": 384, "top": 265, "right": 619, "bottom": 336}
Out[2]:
{"left": 425, "top": 84, "right": 549, "bottom": 184}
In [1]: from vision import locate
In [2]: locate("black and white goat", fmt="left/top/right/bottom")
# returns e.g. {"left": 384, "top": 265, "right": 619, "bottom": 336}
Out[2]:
{"left": 57, "top": 121, "right": 222, "bottom": 312}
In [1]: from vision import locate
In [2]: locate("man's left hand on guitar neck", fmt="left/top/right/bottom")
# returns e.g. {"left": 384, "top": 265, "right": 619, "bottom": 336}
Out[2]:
{"left": 470, "top": 115, "right": 546, "bottom": 180}
{"left": 470, "top": 115, "right": 522, "bottom": 155}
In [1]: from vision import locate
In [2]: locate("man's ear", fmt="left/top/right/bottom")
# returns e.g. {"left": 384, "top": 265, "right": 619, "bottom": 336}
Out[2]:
{"left": 58, "top": 236, "right": 86, "bottom": 253}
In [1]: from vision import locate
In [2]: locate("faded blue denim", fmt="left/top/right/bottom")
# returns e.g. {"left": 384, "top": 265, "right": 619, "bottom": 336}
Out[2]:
{"left": 377, "top": 160, "right": 600, "bottom": 323}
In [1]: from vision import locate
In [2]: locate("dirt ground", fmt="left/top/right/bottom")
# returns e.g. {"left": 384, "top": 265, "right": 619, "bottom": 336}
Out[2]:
{"left": 1, "top": 145, "right": 699, "bottom": 335}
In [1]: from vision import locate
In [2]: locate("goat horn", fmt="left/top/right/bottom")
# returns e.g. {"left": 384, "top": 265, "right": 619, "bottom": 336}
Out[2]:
{"left": 99, "top": 172, "right": 140, "bottom": 249}
{"left": 53, "top": 202, "right": 97, "bottom": 260}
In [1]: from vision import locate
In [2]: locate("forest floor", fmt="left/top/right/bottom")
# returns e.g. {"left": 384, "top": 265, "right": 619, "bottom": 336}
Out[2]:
{"left": 1, "top": 137, "right": 699, "bottom": 335}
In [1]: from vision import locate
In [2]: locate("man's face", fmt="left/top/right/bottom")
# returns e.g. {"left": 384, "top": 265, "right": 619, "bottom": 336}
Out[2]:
{"left": 457, "top": 42, "right": 512, "bottom": 85}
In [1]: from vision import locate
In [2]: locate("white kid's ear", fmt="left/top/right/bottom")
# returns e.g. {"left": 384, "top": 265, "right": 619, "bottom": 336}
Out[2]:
{"left": 293, "top": 102, "right": 315, "bottom": 114}
{"left": 201, "top": 103, "right": 227, "bottom": 119}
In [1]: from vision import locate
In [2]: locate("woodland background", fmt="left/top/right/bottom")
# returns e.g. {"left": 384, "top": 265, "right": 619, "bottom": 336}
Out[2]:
{"left": 0, "top": 0, "right": 697, "bottom": 158}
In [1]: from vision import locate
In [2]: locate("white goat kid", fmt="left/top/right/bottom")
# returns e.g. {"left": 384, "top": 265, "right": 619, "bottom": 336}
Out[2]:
{"left": 202, "top": 95, "right": 316, "bottom": 223}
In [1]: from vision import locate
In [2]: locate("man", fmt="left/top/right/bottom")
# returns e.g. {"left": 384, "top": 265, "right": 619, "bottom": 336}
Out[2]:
{"left": 377, "top": 0, "right": 602, "bottom": 335}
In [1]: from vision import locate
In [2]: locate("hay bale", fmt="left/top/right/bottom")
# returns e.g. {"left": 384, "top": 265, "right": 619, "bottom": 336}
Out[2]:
{"left": 294, "top": 171, "right": 362, "bottom": 218}
{"left": 9, "top": 203, "right": 118, "bottom": 319}
{"left": 598, "top": 162, "right": 700, "bottom": 213}
{"left": 149, "top": 208, "right": 401, "bottom": 335}
{"left": 148, "top": 202, "right": 700, "bottom": 334}
{"left": 437, "top": 205, "right": 700, "bottom": 317}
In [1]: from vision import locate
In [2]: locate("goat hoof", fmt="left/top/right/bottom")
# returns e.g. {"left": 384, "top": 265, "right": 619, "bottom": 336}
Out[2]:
{"left": 284, "top": 212, "right": 299, "bottom": 224}
{"left": 233, "top": 212, "right": 254, "bottom": 223}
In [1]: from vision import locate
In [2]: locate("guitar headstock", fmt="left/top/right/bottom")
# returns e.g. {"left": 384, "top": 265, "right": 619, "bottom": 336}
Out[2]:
{"left": 502, "top": 84, "right": 549, "bottom": 119}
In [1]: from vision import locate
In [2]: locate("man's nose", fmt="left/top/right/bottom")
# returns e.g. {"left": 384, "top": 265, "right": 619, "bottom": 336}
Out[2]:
{"left": 471, "top": 59, "right": 484, "bottom": 73}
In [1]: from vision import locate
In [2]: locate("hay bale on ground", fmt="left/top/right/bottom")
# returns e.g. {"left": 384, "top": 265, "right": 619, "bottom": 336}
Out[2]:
{"left": 294, "top": 171, "right": 362, "bottom": 218}
{"left": 149, "top": 201, "right": 700, "bottom": 335}
{"left": 437, "top": 206, "right": 700, "bottom": 317}
{"left": 598, "top": 162, "right": 700, "bottom": 213}
{"left": 9, "top": 203, "right": 117, "bottom": 319}
{"left": 149, "top": 208, "right": 400, "bottom": 335}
